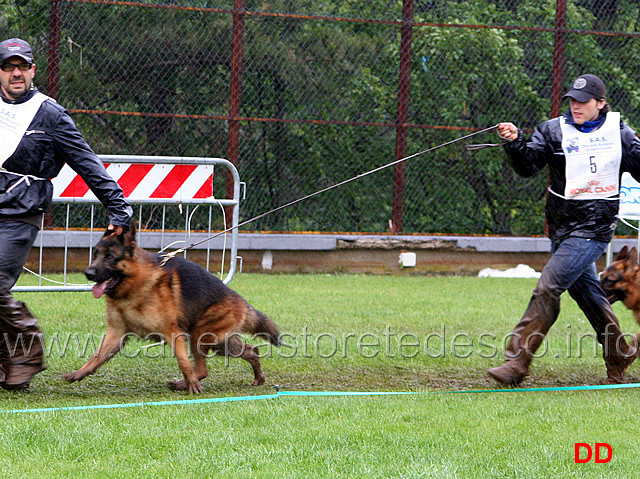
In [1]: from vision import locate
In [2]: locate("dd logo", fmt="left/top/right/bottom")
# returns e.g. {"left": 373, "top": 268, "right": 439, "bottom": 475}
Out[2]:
{"left": 574, "top": 443, "right": 612, "bottom": 463}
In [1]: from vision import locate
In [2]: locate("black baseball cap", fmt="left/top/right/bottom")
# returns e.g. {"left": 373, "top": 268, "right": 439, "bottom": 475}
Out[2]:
{"left": 563, "top": 74, "right": 606, "bottom": 102}
{"left": 0, "top": 38, "right": 34, "bottom": 64}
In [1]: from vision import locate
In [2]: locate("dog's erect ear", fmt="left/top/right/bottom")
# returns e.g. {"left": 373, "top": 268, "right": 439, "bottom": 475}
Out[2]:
{"left": 120, "top": 221, "right": 138, "bottom": 254}
{"left": 630, "top": 247, "right": 638, "bottom": 266}
{"left": 123, "top": 221, "right": 137, "bottom": 242}
{"left": 615, "top": 245, "right": 629, "bottom": 262}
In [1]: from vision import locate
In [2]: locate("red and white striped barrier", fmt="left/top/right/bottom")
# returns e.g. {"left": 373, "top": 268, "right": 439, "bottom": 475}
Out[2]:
{"left": 52, "top": 163, "right": 214, "bottom": 200}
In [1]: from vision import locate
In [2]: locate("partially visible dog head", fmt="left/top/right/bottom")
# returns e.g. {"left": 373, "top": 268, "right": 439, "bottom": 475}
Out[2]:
{"left": 85, "top": 222, "right": 137, "bottom": 298}
{"left": 600, "top": 245, "right": 640, "bottom": 305}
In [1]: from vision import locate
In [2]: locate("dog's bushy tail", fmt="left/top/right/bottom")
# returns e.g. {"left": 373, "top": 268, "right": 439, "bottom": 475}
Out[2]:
{"left": 245, "top": 307, "right": 281, "bottom": 346}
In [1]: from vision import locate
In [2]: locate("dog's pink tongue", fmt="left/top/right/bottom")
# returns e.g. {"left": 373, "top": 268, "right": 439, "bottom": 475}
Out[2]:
{"left": 92, "top": 281, "right": 108, "bottom": 299}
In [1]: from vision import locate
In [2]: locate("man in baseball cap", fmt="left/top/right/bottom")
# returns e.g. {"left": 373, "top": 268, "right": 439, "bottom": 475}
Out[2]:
{"left": 488, "top": 73, "right": 640, "bottom": 388}
{"left": 0, "top": 38, "right": 33, "bottom": 64}
{"left": 0, "top": 36, "right": 132, "bottom": 391}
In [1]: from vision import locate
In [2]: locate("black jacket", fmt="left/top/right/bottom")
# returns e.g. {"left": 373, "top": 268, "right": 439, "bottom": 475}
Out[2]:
{"left": 503, "top": 111, "right": 640, "bottom": 243}
{"left": 0, "top": 88, "right": 132, "bottom": 226}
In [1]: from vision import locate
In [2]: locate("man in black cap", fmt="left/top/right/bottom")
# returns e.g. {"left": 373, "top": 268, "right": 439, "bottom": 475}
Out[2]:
{"left": 487, "top": 73, "right": 640, "bottom": 386}
{"left": 0, "top": 37, "right": 133, "bottom": 390}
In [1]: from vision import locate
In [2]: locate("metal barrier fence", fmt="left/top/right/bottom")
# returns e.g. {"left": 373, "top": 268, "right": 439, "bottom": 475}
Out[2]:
{"left": 12, "top": 155, "right": 242, "bottom": 292}
{"left": 3, "top": 1, "right": 640, "bottom": 236}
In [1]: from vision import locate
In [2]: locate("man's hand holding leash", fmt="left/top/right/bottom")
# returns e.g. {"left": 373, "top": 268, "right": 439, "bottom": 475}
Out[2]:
{"left": 497, "top": 122, "right": 517, "bottom": 142}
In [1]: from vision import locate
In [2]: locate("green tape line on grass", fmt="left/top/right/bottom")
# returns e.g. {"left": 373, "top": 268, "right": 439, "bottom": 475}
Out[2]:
{"left": 2, "top": 383, "right": 640, "bottom": 414}
{"left": 0, "top": 392, "right": 280, "bottom": 414}
{"left": 432, "top": 383, "right": 640, "bottom": 394}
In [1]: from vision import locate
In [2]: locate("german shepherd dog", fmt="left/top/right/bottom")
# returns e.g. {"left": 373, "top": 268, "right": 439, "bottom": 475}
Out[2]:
{"left": 63, "top": 223, "right": 281, "bottom": 394}
{"left": 600, "top": 245, "right": 640, "bottom": 328}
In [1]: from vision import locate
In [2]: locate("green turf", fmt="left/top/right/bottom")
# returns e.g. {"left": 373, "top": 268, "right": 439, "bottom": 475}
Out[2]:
{"left": 1, "top": 273, "right": 638, "bottom": 477}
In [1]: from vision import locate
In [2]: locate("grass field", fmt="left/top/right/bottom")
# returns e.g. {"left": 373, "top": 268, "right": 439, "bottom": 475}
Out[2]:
{"left": 2, "top": 273, "right": 640, "bottom": 477}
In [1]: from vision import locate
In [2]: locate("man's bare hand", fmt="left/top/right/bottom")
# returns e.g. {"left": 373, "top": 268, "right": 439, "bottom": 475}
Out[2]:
{"left": 497, "top": 122, "right": 518, "bottom": 141}
{"left": 107, "top": 224, "right": 124, "bottom": 236}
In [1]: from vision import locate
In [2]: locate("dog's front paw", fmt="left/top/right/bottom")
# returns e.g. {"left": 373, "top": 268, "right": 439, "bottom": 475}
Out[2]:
{"left": 168, "top": 378, "right": 203, "bottom": 394}
{"left": 188, "top": 379, "right": 202, "bottom": 394}
{"left": 252, "top": 372, "right": 266, "bottom": 386}
{"left": 167, "top": 379, "right": 187, "bottom": 391}
{"left": 188, "top": 380, "right": 203, "bottom": 395}
{"left": 63, "top": 372, "right": 83, "bottom": 383}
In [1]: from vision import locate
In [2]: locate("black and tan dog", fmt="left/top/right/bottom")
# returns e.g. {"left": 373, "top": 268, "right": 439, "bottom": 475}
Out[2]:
{"left": 600, "top": 245, "right": 640, "bottom": 326}
{"left": 63, "top": 223, "right": 281, "bottom": 394}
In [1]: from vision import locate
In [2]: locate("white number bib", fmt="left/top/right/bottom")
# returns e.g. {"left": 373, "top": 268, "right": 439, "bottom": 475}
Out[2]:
{"left": 559, "top": 112, "right": 622, "bottom": 200}
{"left": 0, "top": 92, "right": 49, "bottom": 167}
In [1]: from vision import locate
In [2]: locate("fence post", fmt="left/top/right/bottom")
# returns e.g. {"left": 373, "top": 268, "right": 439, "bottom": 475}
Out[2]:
{"left": 550, "top": 0, "right": 567, "bottom": 118}
{"left": 227, "top": 0, "right": 246, "bottom": 204}
{"left": 392, "top": 0, "right": 415, "bottom": 233}
{"left": 47, "top": 0, "right": 62, "bottom": 100}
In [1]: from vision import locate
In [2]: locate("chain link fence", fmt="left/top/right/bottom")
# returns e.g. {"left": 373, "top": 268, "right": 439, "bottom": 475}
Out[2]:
{"left": 2, "top": 0, "right": 640, "bottom": 236}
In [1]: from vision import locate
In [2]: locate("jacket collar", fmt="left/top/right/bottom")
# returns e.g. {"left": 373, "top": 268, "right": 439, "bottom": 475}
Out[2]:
{"left": 0, "top": 85, "right": 38, "bottom": 105}
{"left": 563, "top": 109, "right": 607, "bottom": 133}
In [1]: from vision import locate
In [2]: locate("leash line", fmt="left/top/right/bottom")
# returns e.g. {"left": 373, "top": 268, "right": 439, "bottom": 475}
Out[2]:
{"left": 3, "top": 381, "right": 638, "bottom": 414}
{"left": 180, "top": 124, "right": 499, "bottom": 252}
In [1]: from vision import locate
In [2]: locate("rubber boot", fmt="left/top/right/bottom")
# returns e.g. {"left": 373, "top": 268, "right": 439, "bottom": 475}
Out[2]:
{"left": 488, "top": 287, "right": 558, "bottom": 386}
{"left": 0, "top": 328, "right": 7, "bottom": 384}
{"left": 602, "top": 324, "right": 637, "bottom": 384}
{"left": 569, "top": 290, "right": 637, "bottom": 384}
{"left": 0, "top": 296, "right": 45, "bottom": 390}
{"left": 0, "top": 349, "right": 7, "bottom": 384}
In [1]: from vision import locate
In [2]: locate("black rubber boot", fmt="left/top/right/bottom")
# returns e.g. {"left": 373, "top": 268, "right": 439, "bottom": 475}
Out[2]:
{"left": 0, "top": 296, "right": 45, "bottom": 390}
{"left": 488, "top": 286, "right": 558, "bottom": 386}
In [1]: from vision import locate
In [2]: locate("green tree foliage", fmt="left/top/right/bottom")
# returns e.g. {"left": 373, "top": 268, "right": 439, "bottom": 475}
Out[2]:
{"left": 2, "top": 0, "right": 640, "bottom": 234}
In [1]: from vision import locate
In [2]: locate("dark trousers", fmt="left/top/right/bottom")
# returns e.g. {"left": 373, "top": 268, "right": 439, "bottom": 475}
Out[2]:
{"left": 0, "top": 220, "right": 44, "bottom": 387}
{"left": 505, "top": 236, "right": 634, "bottom": 373}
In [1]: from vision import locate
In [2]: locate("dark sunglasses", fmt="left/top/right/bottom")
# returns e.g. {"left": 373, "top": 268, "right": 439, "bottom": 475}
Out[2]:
{"left": 1, "top": 62, "right": 32, "bottom": 72}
